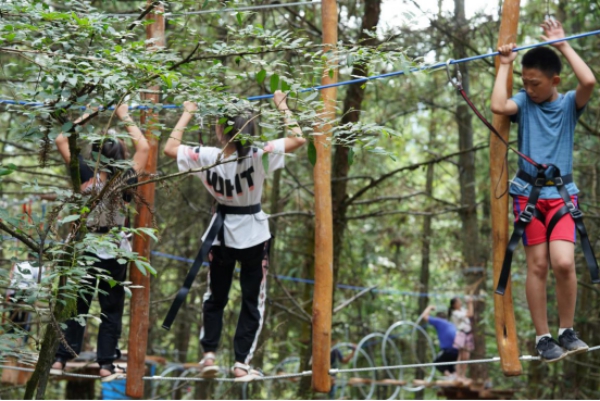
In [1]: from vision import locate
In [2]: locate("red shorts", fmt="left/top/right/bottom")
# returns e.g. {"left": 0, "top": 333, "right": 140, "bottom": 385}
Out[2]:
{"left": 513, "top": 195, "right": 578, "bottom": 246}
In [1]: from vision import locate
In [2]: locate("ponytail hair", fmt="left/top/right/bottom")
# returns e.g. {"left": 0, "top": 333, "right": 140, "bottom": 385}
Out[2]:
{"left": 221, "top": 110, "right": 257, "bottom": 162}
{"left": 91, "top": 129, "right": 129, "bottom": 176}
{"left": 448, "top": 297, "right": 459, "bottom": 319}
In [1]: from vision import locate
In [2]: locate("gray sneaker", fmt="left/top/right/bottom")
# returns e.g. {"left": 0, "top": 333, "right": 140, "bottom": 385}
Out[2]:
{"left": 536, "top": 337, "right": 568, "bottom": 363}
{"left": 558, "top": 329, "right": 589, "bottom": 356}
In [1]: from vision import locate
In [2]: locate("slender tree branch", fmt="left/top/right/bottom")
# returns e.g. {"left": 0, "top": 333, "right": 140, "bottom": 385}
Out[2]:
{"left": 333, "top": 285, "right": 377, "bottom": 314}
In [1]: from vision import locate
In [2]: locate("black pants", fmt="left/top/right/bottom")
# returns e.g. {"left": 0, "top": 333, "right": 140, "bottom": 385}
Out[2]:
{"left": 434, "top": 348, "right": 459, "bottom": 374}
{"left": 56, "top": 256, "right": 126, "bottom": 365}
{"left": 200, "top": 241, "right": 269, "bottom": 364}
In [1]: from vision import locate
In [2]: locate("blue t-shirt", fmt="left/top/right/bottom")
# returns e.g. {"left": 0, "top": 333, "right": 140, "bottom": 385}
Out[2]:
{"left": 428, "top": 317, "right": 457, "bottom": 351}
{"left": 509, "top": 89, "right": 584, "bottom": 199}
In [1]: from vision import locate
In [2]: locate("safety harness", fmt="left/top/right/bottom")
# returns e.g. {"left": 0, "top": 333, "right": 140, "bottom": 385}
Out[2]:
{"left": 162, "top": 203, "right": 261, "bottom": 330}
{"left": 446, "top": 61, "right": 600, "bottom": 295}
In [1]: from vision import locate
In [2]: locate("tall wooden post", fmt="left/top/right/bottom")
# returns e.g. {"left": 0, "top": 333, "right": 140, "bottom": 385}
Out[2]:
{"left": 126, "top": 2, "right": 164, "bottom": 397}
{"left": 311, "top": 0, "right": 337, "bottom": 393}
{"left": 490, "top": 0, "right": 523, "bottom": 377}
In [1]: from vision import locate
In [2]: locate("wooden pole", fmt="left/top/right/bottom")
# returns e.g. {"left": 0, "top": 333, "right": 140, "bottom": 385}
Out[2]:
{"left": 311, "top": 0, "right": 337, "bottom": 393}
{"left": 125, "top": 2, "right": 164, "bottom": 397}
{"left": 490, "top": 0, "right": 523, "bottom": 377}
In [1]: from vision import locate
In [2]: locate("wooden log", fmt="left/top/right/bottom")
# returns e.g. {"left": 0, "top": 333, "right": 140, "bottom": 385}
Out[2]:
{"left": 311, "top": 0, "right": 337, "bottom": 394}
{"left": 125, "top": 2, "right": 164, "bottom": 397}
{"left": 490, "top": 0, "right": 523, "bottom": 377}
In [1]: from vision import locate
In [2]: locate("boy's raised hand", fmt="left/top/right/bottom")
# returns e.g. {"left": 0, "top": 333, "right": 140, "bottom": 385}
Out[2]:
{"left": 541, "top": 19, "right": 566, "bottom": 48}
{"left": 497, "top": 43, "right": 517, "bottom": 64}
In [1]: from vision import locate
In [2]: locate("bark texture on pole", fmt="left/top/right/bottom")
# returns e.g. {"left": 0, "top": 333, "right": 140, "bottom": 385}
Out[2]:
{"left": 490, "top": 0, "right": 523, "bottom": 377}
{"left": 311, "top": 0, "right": 337, "bottom": 393}
{"left": 126, "top": 3, "right": 164, "bottom": 397}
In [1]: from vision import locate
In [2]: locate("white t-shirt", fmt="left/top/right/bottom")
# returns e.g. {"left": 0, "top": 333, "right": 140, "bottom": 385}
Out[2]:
{"left": 451, "top": 308, "right": 472, "bottom": 333}
{"left": 177, "top": 139, "right": 286, "bottom": 249}
{"left": 8, "top": 262, "right": 46, "bottom": 296}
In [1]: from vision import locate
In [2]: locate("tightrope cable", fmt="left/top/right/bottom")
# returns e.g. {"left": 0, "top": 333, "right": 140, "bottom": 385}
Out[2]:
{"left": 1, "top": 346, "right": 598, "bottom": 382}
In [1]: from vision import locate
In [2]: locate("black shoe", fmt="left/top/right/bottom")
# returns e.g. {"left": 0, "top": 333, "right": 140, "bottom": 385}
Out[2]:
{"left": 536, "top": 337, "right": 567, "bottom": 363}
{"left": 558, "top": 329, "right": 589, "bottom": 356}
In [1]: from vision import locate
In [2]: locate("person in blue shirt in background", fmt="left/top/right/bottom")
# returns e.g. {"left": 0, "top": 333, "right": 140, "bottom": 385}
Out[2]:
{"left": 420, "top": 305, "right": 458, "bottom": 378}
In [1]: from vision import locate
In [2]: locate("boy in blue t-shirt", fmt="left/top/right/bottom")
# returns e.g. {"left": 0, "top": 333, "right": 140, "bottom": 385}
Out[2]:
{"left": 491, "top": 19, "right": 596, "bottom": 362}
{"left": 420, "top": 305, "right": 458, "bottom": 377}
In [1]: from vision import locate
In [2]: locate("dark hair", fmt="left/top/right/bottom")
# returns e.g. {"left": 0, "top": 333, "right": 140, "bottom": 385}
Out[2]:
{"left": 91, "top": 136, "right": 129, "bottom": 175}
{"left": 221, "top": 111, "right": 257, "bottom": 161}
{"left": 435, "top": 312, "right": 446, "bottom": 319}
{"left": 521, "top": 47, "right": 562, "bottom": 77}
{"left": 448, "top": 297, "right": 459, "bottom": 319}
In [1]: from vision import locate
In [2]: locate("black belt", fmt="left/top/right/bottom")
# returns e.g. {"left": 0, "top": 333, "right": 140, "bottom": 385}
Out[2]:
{"left": 497, "top": 166, "right": 600, "bottom": 295}
{"left": 162, "top": 203, "right": 261, "bottom": 330}
{"left": 516, "top": 170, "right": 573, "bottom": 187}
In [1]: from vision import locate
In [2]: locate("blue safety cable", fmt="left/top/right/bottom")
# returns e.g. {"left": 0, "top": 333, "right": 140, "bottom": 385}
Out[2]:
{"left": 2, "top": 29, "right": 599, "bottom": 108}
{"left": 1, "top": 235, "right": 464, "bottom": 298}
{"left": 150, "top": 250, "right": 452, "bottom": 298}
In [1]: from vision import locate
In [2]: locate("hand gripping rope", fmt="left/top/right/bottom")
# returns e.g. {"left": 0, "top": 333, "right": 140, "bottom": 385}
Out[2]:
{"left": 445, "top": 61, "right": 600, "bottom": 295}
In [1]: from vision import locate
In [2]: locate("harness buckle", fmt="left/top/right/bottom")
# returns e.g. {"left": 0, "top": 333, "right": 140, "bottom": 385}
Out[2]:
{"left": 519, "top": 204, "right": 536, "bottom": 223}
{"left": 534, "top": 177, "right": 547, "bottom": 187}
{"left": 446, "top": 59, "right": 463, "bottom": 90}
{"left": 566, "top": 201, "right": 583, "bottom": 219}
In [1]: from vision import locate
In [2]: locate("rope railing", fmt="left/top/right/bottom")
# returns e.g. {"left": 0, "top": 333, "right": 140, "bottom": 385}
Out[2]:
{"left": 2, "top": 29, "right": 599, "bottom": 108}
{"left": 106, "top": 1, "right": 322, "bottom": 18}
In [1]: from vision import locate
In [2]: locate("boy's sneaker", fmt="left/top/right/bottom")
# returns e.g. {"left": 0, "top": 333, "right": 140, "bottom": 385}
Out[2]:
{"left": 558, "top": 329, "right": 589, "bottom": 356}
{"left": 536, "top": 337, "right": 568, "bottom": 363}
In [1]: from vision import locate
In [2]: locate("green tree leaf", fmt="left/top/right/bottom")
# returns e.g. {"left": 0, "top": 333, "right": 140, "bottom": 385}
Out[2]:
{"left": 308, "top": 140, "right": 316, "bottom": 166}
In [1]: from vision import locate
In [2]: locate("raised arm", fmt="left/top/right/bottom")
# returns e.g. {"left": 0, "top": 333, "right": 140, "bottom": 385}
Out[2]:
{"left": 490, "top": 43, "right": 519, "bottom": 116}
{"left": 419, "top": 305, "right": 436, "bottom": 323}
{"left": 272, "top": 90, "right": 306, "bottom": 153}
{"left": 115, "top": 104, "right": 149, "bottom": 173}
{"left": 164, "top": 101, "right": 198, "bottom": 159}
{"left": 55, "top": 111, "right": 91, "bottom": 164}
{"left": 465, "top": 297, "right": 474, "bottom": 318}
{"left": 542, "top": 19, "right": 596, "bottom": 109}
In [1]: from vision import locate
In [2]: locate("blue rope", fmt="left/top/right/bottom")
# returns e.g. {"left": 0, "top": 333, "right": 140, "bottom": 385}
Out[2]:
{"left": 149, "top": 249, "right": 451, "bottom": 298}
{"left": 2, "top": 29, "right": 599, "bottom": 109}
{"left": 247, "top": 29, "right": 600, "bottom": 101}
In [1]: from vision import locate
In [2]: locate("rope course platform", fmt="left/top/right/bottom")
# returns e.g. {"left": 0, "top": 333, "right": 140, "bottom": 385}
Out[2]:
{"left": 1, "top": 320, "right": 598, "bottom": 399}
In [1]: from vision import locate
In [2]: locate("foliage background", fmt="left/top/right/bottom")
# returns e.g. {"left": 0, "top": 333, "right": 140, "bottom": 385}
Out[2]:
{"left": 0, "top": 0, "right": 599, "bottom": 399}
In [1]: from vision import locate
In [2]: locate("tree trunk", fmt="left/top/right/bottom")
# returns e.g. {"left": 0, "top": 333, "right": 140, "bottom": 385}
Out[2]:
{"left": 297, "top": 221, "right": 315, "bottom": 399}
{"left": 331, "top": 0, "right": 382, "bottom": 292}
{"left": 453, "top": 0, "right": 486, "bottom": 385}
{"left": 415, "top": 116, "right": 436, "bottom": 399}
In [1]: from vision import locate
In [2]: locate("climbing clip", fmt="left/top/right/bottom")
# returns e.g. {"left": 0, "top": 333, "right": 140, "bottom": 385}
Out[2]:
{"left": 446, "top": 59, "right": 463, "bottom": 90}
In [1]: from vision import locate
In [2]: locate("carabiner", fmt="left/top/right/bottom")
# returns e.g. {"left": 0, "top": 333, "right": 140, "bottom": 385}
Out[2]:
{"left": 446, "top": 59, "right": 463, "bottom": 90}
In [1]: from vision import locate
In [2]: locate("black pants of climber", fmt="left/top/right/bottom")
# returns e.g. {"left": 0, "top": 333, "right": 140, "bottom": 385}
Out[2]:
{"left": 200, "top": 241, "right": 269, "bottom": 365}
{"left": 56, "top": 255, "right": 126, "bottom": 365}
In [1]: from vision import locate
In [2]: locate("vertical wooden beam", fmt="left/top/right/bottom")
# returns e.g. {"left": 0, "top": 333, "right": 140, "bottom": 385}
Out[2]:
{"left": 490, "top": 0, "right": 523, "bottom": 377}
{"left": 311, "top": 0, "right": 337, "bottom": 393}
{"left": 125, "top": 2, "right": 164, "bottom": 397}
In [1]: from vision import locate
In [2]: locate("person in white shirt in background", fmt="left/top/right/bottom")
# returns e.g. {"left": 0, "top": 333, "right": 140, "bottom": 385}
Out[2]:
{"left": 7, "top": 253, "right": 46, "bottom": 331}
{"left": 164, "top": 90, "right": 306, "bottom": 381}
{"left": 449, "top": 296, "right": 474, "bottom": 382}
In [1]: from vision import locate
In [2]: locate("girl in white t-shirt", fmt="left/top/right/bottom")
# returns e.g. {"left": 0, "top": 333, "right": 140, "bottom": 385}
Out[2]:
{"left": 449, "top": 296, "right": 474, "bottom": 381}
{"left": 163, "top": 91, "right": 305, "bottom": 381}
